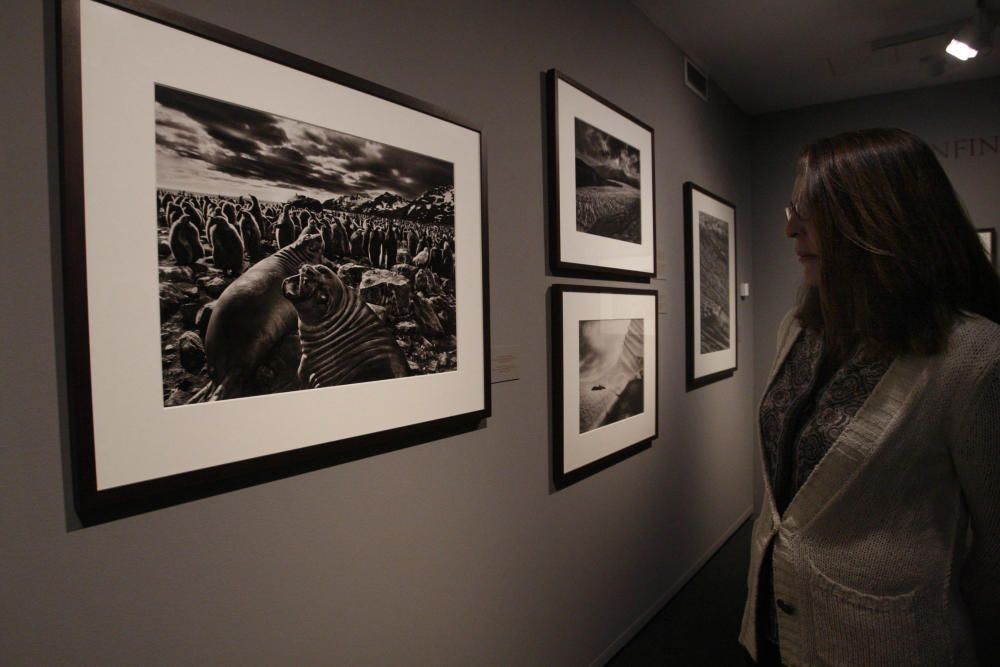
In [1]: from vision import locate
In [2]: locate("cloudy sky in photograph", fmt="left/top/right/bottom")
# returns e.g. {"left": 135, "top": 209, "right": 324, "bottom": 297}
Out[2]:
{"left": 154, "top": 84, "right": 453, "bottom": 203}
{"left": 574, "top": 118, "right": 640, "bottom": 187}
{"left": 579, "top": 318, "right": 634, "bottom": 383}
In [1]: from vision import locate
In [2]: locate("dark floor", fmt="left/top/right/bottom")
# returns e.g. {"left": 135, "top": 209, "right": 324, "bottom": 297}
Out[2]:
{"left": 607, "top": 517, "right": 754, "bottom": 666}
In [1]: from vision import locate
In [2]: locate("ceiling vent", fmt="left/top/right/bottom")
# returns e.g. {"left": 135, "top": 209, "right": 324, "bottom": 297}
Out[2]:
{"left": 685, "top": 56, "right": 708, "bottom": 101}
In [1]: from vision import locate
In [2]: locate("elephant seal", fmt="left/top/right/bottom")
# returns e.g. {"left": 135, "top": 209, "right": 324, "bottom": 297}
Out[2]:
{"left": 282, "top": 263, "right": 409, "bottom": 387}
{"left": 188, "top": 223, "right": 325, "bottom": 402}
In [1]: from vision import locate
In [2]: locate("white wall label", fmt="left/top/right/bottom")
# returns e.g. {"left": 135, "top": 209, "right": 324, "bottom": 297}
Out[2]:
{"left": 491, "top": 345, "right": 521, "bottom": 383}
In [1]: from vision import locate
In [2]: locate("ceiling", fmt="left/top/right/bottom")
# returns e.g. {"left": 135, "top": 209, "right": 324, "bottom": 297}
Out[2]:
{"left": 631, "top": 0, "right": 1000, "bottom": 115}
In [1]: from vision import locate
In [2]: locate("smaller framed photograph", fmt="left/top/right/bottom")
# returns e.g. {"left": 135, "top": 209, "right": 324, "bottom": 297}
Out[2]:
{"left": 547, "top": 69, "right": 656, "bottom": 278}
{"left": 552, "top": 285, "right": 658, "bottom": 487}
{"left": 684, "top": 182, "right": 737, "bottom": 390}
{"left": 978, "top": 228, "right": 996, "bottom": 267}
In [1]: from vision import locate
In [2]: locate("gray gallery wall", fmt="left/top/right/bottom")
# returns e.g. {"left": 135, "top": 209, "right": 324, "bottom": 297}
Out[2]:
{"left": 749, "top": 76, "right": 1000, "bottom": 509}
{"left": 1, "top": 1, "right": 756, "bottom": 665}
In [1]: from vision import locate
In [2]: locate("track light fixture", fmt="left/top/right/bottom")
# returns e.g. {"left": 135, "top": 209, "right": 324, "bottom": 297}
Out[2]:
{"left": 946, "top": 2, "right": 997, "bottom": 61}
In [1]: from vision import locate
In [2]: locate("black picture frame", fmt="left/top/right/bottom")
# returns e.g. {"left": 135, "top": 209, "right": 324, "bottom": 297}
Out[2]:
{"left": 551, "top": 284, "right": 658, "bottom": 488}
{"left": 684, "top": 182, "right": 737, "bottom": 390}
{"left": 977, "top": 228, "right": 997, "bottom": 267}
{"left": 58, "top": 0, "right": 490, "bottom": 523}
{"left": 547, "top": 69, "right": 656, "bottom": 278}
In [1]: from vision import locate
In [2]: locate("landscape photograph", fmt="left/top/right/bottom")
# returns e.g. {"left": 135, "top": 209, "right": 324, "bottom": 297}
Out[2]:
{"left": 698, "top": 211, "right": 730, "bottom": 354}
{"left": 574, "top": 117, "right": 642, "bottom": 244}
{"left": 578, "top": 318, "right": 645, "bottom": 434}
{"left": 154, "top": 84, "right": 459, "bottom": 406}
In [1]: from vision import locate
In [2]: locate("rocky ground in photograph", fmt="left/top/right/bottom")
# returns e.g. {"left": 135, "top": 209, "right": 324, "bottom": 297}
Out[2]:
{"left": 575, "top": 184, "right": 642, "bottom": 244}
{"left": 158, "top": 217, "right": 457, "bottom": 406}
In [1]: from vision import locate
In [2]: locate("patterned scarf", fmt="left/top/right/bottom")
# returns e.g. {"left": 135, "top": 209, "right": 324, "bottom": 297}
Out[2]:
{"left": 760, "top": 328, "right": 892, "bottom": 514}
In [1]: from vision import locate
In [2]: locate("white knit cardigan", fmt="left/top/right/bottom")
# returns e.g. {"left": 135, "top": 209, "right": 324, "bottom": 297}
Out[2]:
{"left": 739, "top": 312, "right": 1000, "bottom": 667}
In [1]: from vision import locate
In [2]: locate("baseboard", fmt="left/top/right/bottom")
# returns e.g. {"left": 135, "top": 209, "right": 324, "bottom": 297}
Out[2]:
{"left": 590, "top": 504, "right": 754, "bottom": 667}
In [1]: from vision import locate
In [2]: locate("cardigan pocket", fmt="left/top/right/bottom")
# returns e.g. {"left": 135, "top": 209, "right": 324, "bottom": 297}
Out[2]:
{"left": 809, "top": 564, "right": 919, "bottom": 667}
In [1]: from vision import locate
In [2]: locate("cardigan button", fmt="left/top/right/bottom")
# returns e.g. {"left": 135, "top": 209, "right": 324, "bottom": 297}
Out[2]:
{"left": 776, "top": 598, "right": 797, "bottom": 615}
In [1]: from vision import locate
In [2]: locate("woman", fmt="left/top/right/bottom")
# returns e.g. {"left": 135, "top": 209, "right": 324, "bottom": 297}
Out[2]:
{"left": 740, "top": 128, "right": 1000, "bottom": 666}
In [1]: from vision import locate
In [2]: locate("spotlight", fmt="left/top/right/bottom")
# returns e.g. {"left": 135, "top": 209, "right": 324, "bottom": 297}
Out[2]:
{"left": 946, "top": 35, "right": 978, "bottom": 61}
{"left": 946, "top": 3, "right": 996, "bottom": 61}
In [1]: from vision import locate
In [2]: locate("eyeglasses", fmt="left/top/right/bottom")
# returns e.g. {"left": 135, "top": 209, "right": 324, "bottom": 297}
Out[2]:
{"left": 784, "top": 201, "right": 806, "bottom": 222}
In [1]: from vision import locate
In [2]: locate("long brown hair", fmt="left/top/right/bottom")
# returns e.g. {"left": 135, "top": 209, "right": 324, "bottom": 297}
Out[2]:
{"left": 793, "top": 128, "right": 1000, "bottom": 360}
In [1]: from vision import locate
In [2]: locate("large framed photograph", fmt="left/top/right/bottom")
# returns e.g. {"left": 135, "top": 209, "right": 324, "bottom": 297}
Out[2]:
{"left": 684, "top": 182, "right": 736, "bottom": 390}
{"left": 59, "top": 0, "right": 489, "bottom": 522}
{"left": 547, "top": 70, "right": 656, "bottom": 278}
{"left": 978, "top": 228, "right": 996, "bottom": 267}
{"left": 551, "top": 285, "right": 657, "bottom": 487}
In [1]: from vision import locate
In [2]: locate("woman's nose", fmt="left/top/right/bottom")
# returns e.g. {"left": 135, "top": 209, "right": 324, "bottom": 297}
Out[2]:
{"left": 785, "top": 212, "right": 801, "bottom": 238}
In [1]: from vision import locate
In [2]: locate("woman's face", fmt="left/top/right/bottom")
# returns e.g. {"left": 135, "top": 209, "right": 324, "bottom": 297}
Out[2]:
{"left": 785, "top": 192, "right": 820, "bottom": 286}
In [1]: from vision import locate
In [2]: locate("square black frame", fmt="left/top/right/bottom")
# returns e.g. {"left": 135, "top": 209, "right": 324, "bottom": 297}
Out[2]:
{"left": 551, "top": 284, "right": 658, "bottom": 488}
{"left": 547, "top": 69, "right": 656, "bottom": 279}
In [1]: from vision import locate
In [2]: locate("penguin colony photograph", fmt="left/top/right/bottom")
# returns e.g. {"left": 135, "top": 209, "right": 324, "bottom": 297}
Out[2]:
{"left": 154, "top": 84, "right": 459, "bottom": 406}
